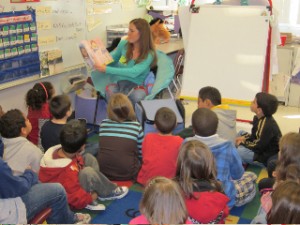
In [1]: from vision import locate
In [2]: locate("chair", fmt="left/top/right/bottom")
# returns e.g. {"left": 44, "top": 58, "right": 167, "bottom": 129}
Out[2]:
{"left": 144, "top": 50, "right": 175, "bottom": 100}
{"left": 171, "top": 48, "right": 184, "bottom": 97}
{"left": 28, "top": 207, "right": 52, "bottom": 224}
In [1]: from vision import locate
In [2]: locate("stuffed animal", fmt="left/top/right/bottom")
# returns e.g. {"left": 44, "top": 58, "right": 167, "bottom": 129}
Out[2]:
{"left": 149, "top": 18, "right": 171, "bottom": 44}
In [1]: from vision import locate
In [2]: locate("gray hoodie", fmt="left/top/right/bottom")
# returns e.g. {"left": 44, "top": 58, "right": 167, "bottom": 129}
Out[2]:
{"left": 214, "top": 108, "right": 237, "bottom": 144}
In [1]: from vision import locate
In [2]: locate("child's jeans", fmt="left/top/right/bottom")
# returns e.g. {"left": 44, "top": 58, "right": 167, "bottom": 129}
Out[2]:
{"left": 236, "top": 130, "right": 265, "bottom": 167}
{"left": 79, "top": 153, "right": 117, "bottom": 197}
{"left": 21, "top": 183, "right": 75, "bottom": 224}
{"left": 105, "top": 80, "right": 147, "bottom": 106}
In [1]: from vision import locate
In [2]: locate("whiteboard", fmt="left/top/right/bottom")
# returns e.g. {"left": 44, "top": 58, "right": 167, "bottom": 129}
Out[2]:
{"left": 1, "top": 0, "right": 85, "bottom": 70}
{"left": 180, "top": 5, "right": 270, "bottom": 101}
{"left": 0, "top": 0, "right": 146, "bottom": 90}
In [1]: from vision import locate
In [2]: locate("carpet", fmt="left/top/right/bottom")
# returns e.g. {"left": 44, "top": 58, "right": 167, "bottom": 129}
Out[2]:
{"left": 74, "top": 165, "right": 267, "bottom": 224}
{"left": 83, "top": 133, "right": 267, "bottom": 224}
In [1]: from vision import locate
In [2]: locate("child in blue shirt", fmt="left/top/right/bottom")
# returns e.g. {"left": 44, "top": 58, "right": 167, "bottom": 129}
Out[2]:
{"left": 186, "top": 108, "right": 257, "bottom": 208}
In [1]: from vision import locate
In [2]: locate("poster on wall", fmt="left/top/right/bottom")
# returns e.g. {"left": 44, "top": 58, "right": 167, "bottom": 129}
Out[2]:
{"left": 10, "top": 0, "right": 40, "bottom": 3}
{"left": 0, "top": 9, "right": 40, "bottom": 84}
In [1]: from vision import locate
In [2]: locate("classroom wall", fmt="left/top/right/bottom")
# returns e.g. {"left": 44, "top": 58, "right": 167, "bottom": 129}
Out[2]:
{"left": 0, "top": 2, "right": 146, "bottom": 113}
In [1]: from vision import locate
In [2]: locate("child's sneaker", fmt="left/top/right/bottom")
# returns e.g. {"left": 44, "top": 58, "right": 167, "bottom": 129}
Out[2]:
{"left": 98, "top": 186, "right": 129, "bottom": 201}
{"left": 85, "top": 200, "right": 106, "bottom": 210}
{"left": 74, "top": 213, "right": 91, "bottom": 224}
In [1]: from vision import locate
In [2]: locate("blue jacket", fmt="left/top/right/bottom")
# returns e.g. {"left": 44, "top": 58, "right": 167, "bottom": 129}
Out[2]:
{"left": 187, "top": 135, "right": 244, "bottom": 207}
{"left": 0, "top": 157, "right": 38, "bottom": 223}
{"left": 0, "top": 157, "right": 38, "bottom": 198}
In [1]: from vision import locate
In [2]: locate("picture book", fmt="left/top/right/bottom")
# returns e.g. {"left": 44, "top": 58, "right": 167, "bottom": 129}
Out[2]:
{"left": 79, "top": 38, "right": 113, "bottom": 70}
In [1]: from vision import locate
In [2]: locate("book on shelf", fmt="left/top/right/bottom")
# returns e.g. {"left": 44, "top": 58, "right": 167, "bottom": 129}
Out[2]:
{"left": 79, "top": 37, "right": 113, "bottom": 70}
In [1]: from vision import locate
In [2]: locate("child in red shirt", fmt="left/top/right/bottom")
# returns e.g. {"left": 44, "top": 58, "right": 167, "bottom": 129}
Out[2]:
{"left": 26, "top": 82, "right": 55, "bottom": 146}
{"left": 137, "top": 107, "right": 183, "bottom": 186}
{"left": 175, "top": 140, "right": 229, "bottom": 223}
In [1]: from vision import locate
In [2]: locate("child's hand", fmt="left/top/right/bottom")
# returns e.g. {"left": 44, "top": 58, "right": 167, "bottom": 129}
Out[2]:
{"left": 91, "top": 191, "right": 98, "bottom": 201}
{"left": 235, "top": 136, "right": 246, "bottom": 146}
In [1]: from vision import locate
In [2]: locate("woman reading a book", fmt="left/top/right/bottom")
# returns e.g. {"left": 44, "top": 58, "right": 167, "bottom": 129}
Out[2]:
{"left": 94, "top": 18, "right": 157, "bottom": 104}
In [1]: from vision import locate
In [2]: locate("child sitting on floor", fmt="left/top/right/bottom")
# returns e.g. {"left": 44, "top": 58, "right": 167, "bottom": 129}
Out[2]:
{"left": 129, "top": 176, "right": 191, "bottom": 224}
{"left": 40, "top": 94, "right": 72, "bottom": 152}
{"left": 236, "top": 92, "right": 282, "bottom": 167}
{"left": 175, "top": 140, "right": 229, "bottom": 223}
{"left": 40, "top": 94, "right": 98, "bottom": 155}
{"left": 0, "top": 109, "right": 43, "bottom": 175}
{"left": 267, "top": 180, "right": 300, "bottom": 224}
{"left": 137, "top": 107, "right": 183, "bottom": 186}
{"left": 97, "top": 93, "right": 144, "bottom": 181}
{"left": 186, "top": 108, "right": 257, "bottom": 208}
{"left": 252, "top": 132, "right": 300, "bottom": 224}
{"left": 39, "top": 119, "right": 128, "bottom": 210}
{"left": 26, "top": 82, "right": 55, "bottom": 146}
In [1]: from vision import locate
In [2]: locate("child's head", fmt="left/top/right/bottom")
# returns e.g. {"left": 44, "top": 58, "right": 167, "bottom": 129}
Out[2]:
{"left": 176, "top": 140, "right": 222, "bottom": 198}
{"left": 26, "top": 82, "right": 55, "bottom": 110}
{"left": 0, "top": 109, "right": 32, "bottom": 138}
{"left": 192, "top": 108, "right": 218, "bottom": 137}
{"left": 251, "top": 92, "right": 278, "bottom": 117}
{"left": 50, "top": 94, "right": 72, "bottom": 120}
{"left": 60, "top": 119, "right": 87, "bottom": 154}
{"left": 198, "top": 86, "right": 221, "bottom": 109}
{"left": 107, "top": 93, "right": 136, "bottom": 122}
{"left": 267, "top": 180, "right": 300, "bottom": 224}
{"left": 275, "top": 132, "right": 300, "bottom": 182}
{"left": 140, "top": 176, "right": 188, "bottom": 224}
{"left": 154, "top": 107, "right": 177, "bottom": 134}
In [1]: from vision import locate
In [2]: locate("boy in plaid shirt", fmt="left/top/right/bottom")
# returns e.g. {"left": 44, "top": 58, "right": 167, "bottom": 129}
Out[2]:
{"left": 186, "top": 108, "right": 257, "bottom": 208}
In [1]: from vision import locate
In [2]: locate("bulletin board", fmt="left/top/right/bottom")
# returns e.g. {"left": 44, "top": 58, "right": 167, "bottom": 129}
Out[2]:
{"left": 0, "top": 0, "right": 146, "bottom": 89}
{"left": 0, "top": 0, "right": 86, "bottom": 86}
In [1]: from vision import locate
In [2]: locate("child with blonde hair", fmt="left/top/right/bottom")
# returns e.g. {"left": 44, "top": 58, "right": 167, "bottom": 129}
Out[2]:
{"left": 97, "top": 93, "right": 143, "bottom": 180}
{"left": 129, "top": 176, "right": 191, "bottom": 224}
{"left": 175, "top": 140, "right": 229, "bottom": 223}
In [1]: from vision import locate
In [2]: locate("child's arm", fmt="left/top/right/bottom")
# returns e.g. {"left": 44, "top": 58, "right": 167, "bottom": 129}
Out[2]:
{"left": 242, "top": 118, "right": 277, "bottom": 154}
{"left": 230, "top": 146, "right": 244, "bottom": 180}
{"left": 0, "top": 160, "right": 38, "bottom": 198}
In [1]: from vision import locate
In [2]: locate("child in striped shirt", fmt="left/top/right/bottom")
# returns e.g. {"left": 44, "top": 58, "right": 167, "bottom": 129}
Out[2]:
{"left": 97, "top": 93, "right": 144, "bottom": 181}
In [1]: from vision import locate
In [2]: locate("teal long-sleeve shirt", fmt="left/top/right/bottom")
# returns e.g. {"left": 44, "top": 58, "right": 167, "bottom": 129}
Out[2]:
{"left": 106, "top": 40, "right": 154, "bottom": 85}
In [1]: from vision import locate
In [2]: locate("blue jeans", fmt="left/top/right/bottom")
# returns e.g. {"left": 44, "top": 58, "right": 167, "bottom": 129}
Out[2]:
{"left": 105, "top": 80, "right": 146, "bottom": 106}
{"left": 236, "top": 130, "right": 265, "bottom": 166}
{"left": 84, "top": 142, "right": 99, "bottom": 156}
{"left": 21, "top": 183, "right": 75, "bottom": 224}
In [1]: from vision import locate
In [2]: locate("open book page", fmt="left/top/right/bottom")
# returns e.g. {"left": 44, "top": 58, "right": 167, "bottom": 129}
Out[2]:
{"left": 79, "top": 38, "right": 113, "bottom": 70}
